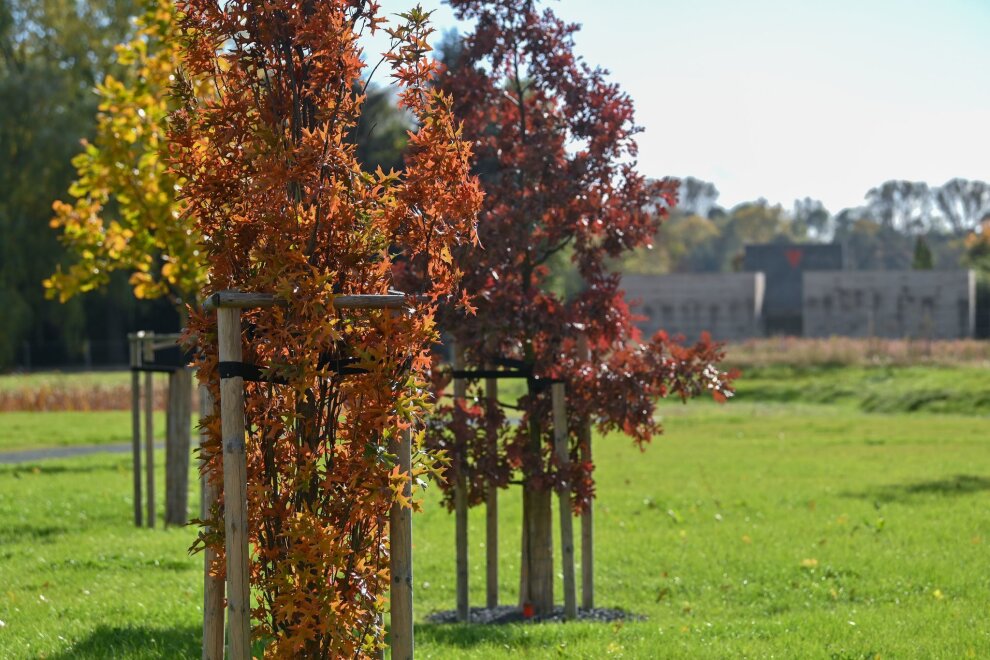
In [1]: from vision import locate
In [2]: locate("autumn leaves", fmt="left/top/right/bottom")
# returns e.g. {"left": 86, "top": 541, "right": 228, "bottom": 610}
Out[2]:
{"left": 173, "top": 2, "right": 480, "bottom": 656}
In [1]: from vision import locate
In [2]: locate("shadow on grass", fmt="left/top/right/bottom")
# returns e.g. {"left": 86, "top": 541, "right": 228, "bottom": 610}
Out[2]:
{"left": 846, "top": 474, "right": 990, "bottom": 503}
{"left": 0, "top": 461, "right": 127, "bottom": 476}
{"left": 49, "top": 624, "right": 200, "bottom": 659}
{"left": 0, "top": 523, "right": 68, "bottom": 543}
{"left": 416, "top": 621, "right": 550, "bottom": 650}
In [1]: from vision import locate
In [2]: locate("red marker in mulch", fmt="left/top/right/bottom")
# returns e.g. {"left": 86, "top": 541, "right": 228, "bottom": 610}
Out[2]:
{"left": 522, "top": 602, "right": 535, "bottom": 619}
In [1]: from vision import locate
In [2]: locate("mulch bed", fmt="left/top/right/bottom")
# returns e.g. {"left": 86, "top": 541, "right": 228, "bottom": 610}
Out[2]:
{"left": 426, "top": 605, "right": 644, "bottom": 625}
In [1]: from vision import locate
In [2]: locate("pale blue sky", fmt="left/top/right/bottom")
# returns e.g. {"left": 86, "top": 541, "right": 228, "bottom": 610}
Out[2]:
{"left": 366, "top": 1, "right": 990, "bottom": 213}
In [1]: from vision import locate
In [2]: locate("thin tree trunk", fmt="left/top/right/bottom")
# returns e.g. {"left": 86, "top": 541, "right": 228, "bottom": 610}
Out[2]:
{"left": 522, "top": 486, "right": 554, "bottom": 615}
{"left": 519, "top": 367, "right": 554, "bottom": 615}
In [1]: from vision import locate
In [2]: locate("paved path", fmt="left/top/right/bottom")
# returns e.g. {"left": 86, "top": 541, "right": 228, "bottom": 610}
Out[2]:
{"left": 0, "top": 442, "right": 163, "bottom": 464}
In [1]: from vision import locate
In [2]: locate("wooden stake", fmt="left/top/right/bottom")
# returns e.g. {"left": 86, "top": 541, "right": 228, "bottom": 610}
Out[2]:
{"left": 143, "top": 335, "right": 156, "bottom": 529}
{"left": 165, "top": 367, "right": 192, "bottom": 526}
{"left": 130, "top": 337, "right": 142, "bottom": 527}
{"left": 518, "top": 497, "right": 528, "bottom": 609}
{"left": 217, "top": 308, "right": 251, "bottom": 660}
{"left": 389, "top": 427, "right": 414, "bottom": 659}
{"left": 200, "top": 384, "right": 225, "bottom": 660}
{"left": 552, "top": 383, "right": 577, "bottom": 620}
{"left": 199, "top": 380, "right": 209, "bottom": 521}
{"left": 485, "top": 374, "right": 498, "bottom": 610}
{"left": 577, "top": 335, "right": 594, "bottom": 610}
{"left": 452, "top": 344, "right": 469, "bottom": 622}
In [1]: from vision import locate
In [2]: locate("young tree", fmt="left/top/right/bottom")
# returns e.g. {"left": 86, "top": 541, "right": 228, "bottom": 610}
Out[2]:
{"left": 46, "top": 0, "right": 413, "bottom": 320}
{"left": 427, "top": 0, "right": 735, "bottom": 616}
{"left": 45, "top": 0, "right": 206, "bottom": 320}
{"left": 171, "top": 2, "right": 481, "bottom": 655}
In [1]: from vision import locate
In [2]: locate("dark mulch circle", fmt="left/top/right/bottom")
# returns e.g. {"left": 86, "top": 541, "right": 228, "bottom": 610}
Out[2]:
{"left": 426, "top": 605, "right": 644, "bottom": 625}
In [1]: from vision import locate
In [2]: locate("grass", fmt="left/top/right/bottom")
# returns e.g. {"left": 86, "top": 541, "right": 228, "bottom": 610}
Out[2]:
{"left": 0, "top": 411, "right": 165, "bottom": 453}
{"left": 733, "top": 364, "right": 990, "bottom": 415}
{"left": 2, "top": 393, "right": 990, "bottom": 657}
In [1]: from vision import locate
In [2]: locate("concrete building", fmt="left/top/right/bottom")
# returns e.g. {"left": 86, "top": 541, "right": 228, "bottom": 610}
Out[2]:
{"left": 803, "top": 270, "right": 976, "bottom": 339}
{"left": 623, "top": 243, "right": 976, "bottom": 340}
{"left": 621, "top": 273, "right": 765, "bottom": 341}
{"left": 743, "top": 244, "right": 843, "bottom": 335}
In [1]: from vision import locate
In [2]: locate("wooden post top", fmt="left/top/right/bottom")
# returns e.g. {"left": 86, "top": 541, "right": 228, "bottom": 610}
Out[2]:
{"left": 204, "top": 289, "right": 411, "bottom": 312}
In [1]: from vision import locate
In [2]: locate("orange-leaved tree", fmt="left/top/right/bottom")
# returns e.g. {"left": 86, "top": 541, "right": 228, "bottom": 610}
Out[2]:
{"left": 170, "top": 1, "right": 481, "bottom": 656}
{"left": 45, "top": 0, "right": 207, "bottom": 320}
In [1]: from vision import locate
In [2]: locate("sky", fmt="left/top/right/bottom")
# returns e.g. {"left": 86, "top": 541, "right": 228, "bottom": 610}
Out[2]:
{"left": 364, "top": 0, "right": 990, "bottom": 213}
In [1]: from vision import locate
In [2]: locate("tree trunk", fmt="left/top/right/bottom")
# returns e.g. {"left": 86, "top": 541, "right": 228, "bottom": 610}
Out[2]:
{"left": 518, "top": 371, "right": 554, "bottom": 615}
{"left": 521, "top": 485, "right": 554, "bottom": 615}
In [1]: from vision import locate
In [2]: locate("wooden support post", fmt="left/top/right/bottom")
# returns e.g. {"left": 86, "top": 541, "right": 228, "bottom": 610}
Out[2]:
{"left": 165, "top": 367, "right": 192, "bottom": 526}
{"left": 200, "top": 384, "right": 225, "bottom": 660}
{"left": 452, "top": 345, "right": 469, "bottom": 622}
{"left": 552, "top": 383, "right": 577, "bottom": 620}
{"left": 130, "top": 337, "right": 142, "bottom": 527}
{"left": 518, "top": 497, "right": 529, "bottom": 609}
{"left": 389, "top": 427, "right": 414, "bottom": 659}
{"left": 217, "top": 308, "right": 251, "bottom": 660}
{"left": 143, "top": 334, "right": 156, "bottom": 529}
{"left": 577, "top": 335, "right": 594, "bottom": 610}
{"left": 199, "top": 380, "right": 209, "bottom": 521}
{"left": 484, "top": 374, "right": 498, "bottom": 610}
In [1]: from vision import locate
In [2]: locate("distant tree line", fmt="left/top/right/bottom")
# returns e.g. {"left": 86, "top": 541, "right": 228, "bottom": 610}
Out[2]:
{"left": 620, "top": 176, "right": 990, "bottom": 275}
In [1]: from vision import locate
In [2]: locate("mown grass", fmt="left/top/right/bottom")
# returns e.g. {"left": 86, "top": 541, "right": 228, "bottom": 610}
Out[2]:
{"left": 2, "top": 397, "right": 989, "bottom": 658}
{"left": 0, "top": 411, "right": 166, "bottom": 453}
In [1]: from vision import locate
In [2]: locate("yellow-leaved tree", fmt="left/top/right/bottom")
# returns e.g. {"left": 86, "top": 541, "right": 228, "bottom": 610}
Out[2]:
{"left": 45, "top": 0, "right": 207, "bottom": 321}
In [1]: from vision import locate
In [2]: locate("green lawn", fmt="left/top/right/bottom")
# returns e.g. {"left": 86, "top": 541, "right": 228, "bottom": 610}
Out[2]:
{"left": 0, "top": 411, "right": 165, "bottom": 453}
{"left": 1, "top": 392, "right": 988, "bottom": 657}
{"left": 732, "top": 363, "right": 990, "bottom": 415}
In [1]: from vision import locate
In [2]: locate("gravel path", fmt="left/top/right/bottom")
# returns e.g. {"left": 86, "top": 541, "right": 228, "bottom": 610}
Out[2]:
{"left": 0, "top": 442, "right": 163, "bottom": 464}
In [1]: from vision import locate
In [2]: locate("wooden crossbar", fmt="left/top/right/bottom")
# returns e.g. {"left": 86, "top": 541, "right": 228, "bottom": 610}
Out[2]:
{"left": 209, "top": 289, "right": 415, "bottom": 659}
{"left": 205, "top": 290, "right": 409, "bottom": 311}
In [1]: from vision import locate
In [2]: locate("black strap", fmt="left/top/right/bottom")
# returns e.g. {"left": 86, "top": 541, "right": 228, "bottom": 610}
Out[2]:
{"left": 450, "top": 368, "right": 564, "bottom": 393}
{"left": 451, "top": 369, "right": 530, "bottom": 380}
{"left": 218, "top": 361, "right": 286, "bottom": 383}
{"left": 217, "top": 353, "right": 389, "bottom": 383}
{"left": 492, "top": 356, "right": 530, "bottom": 370}
{"left": 130, "top": 364, "right": 184, "bottom": 374}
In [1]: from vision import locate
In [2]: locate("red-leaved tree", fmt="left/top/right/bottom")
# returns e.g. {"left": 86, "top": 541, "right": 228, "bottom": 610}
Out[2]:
{"left": 170, "top": 2, "right": 481, "bottom": 655}
{"left": 425, "top": 0, "right": 736, "bottom": 616}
